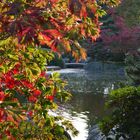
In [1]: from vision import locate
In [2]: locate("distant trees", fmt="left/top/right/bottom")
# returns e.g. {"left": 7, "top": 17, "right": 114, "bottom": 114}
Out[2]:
{"left": 117, "top": 0, "right": 140, "bottom": 26}
{"left": 99, "top": 1, "right": 140, "bottom": 138}
{"left": 89, "top": 0, "right": 140, "bottom": 62}
{"left": 101, "top": 7, "right": 140, "bottom": 54}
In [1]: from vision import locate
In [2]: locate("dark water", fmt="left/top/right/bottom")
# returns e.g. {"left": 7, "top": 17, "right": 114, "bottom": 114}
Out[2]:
{"left": 49, "top": 62, "right": 126, "bottom": 140}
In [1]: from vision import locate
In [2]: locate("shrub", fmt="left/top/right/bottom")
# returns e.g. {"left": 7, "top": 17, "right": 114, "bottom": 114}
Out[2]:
{"left": 99, "top": 86, "right": 140, "bottom": 139}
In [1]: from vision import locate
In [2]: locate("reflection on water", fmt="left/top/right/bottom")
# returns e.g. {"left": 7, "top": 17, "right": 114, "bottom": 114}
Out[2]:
{"left": 56, "top": 108, "right": 89, "bottom": 140}
{"left": 50, "top": 63, "right": 126, "bottom": 140}
{"left": 57, "top": 94, "right": 106, "bottom": 140}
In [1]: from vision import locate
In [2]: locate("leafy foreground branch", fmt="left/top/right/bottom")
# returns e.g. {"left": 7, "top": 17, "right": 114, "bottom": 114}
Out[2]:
{"left": 0, "top": 39, "right": 77, "bottom": 139}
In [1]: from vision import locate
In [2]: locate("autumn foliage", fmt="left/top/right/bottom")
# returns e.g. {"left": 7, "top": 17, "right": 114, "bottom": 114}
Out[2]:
{"left": 0, "top": 0, "right": 120, "bottom": 139}
{"left": 101, "top": 8, "right": 140, "bottom": 54}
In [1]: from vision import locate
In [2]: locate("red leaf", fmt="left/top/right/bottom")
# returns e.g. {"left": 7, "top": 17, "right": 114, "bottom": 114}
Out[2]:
{"left": 21, "top": 27, "right": 31, "bottom": 36}
{"left": 21, "top": 80, "right": 34, "bottom": 89}
{"left": 44, "top": 29, "right": 63, "bottom": 39}
{"left": 80, "top": 6, "right": 87, "bottom": 18}
{"left": 27, "top": 110, "right": 33, "bottom": 117}
{"left": 0, "top": 108, "right": 5, "bottom": 122}
{"left": 32, "top": 89, "right": 41, "bottom": 97}
{"left": 50, "top": 40, "right": 58, "bottom": 52}
{"left": 38, "top": 32, "right": 52, "bottom": 45}
{"left": 28, "top": 96, "right": 37, "bottom": 103}
{"left": 0, "top": 91, "right": 5, "bottom": 103}
{"left": 46, "top": 95, "right": 54, "bottom": 101}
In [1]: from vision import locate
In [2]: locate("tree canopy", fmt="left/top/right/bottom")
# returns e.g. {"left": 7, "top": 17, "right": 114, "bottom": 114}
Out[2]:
{"left": 0, "top": 0, "right": 121, "bottom": 59}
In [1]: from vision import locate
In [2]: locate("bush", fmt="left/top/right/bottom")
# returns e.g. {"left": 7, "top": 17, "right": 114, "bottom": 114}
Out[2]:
{"left": 48, "top": 53, "right": 65, "bottom": 68}
{"left": 99, "top": 86, "right": 140, "bottom": 139}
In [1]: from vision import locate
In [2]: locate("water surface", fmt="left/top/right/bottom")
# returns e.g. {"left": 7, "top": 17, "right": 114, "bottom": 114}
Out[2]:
{"left": 49, "top": 62, "right": 126, "bottom": 140}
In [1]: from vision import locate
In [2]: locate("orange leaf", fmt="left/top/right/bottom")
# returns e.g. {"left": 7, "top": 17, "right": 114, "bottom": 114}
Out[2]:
{"left": 80, "top": 6, "right": 87, "bottom": 18}
{"left": 38, "top": 32, "right": 52, "bottom": 45}
{"left": 44, "top": 29, "right": 63, "bottom": 39}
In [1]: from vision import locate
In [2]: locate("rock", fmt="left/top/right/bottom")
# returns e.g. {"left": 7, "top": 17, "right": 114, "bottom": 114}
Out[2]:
{"left": 87, "top": 125, "right": 105, "bottom": 140}
{"left": 47, "top": 66, "right": 61, "bottom": 71}
{"left": 64, "top": 131, "right": 72, "bottom": 140}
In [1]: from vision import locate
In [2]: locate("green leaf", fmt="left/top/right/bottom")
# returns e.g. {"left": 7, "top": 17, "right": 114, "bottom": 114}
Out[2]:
{"left": 96, "top": 9, "right": 107, "bottom": 17}
{"left": 14, "top": 74, "right": 25, "bottom": 80}
{"left": 8, "top": 54, "right": 19, "bottom": 61}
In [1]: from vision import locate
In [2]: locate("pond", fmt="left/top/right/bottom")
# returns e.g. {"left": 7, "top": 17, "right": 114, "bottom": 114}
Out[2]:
{"left": 49, "top": 62, "right": 126, "bottom": 140}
